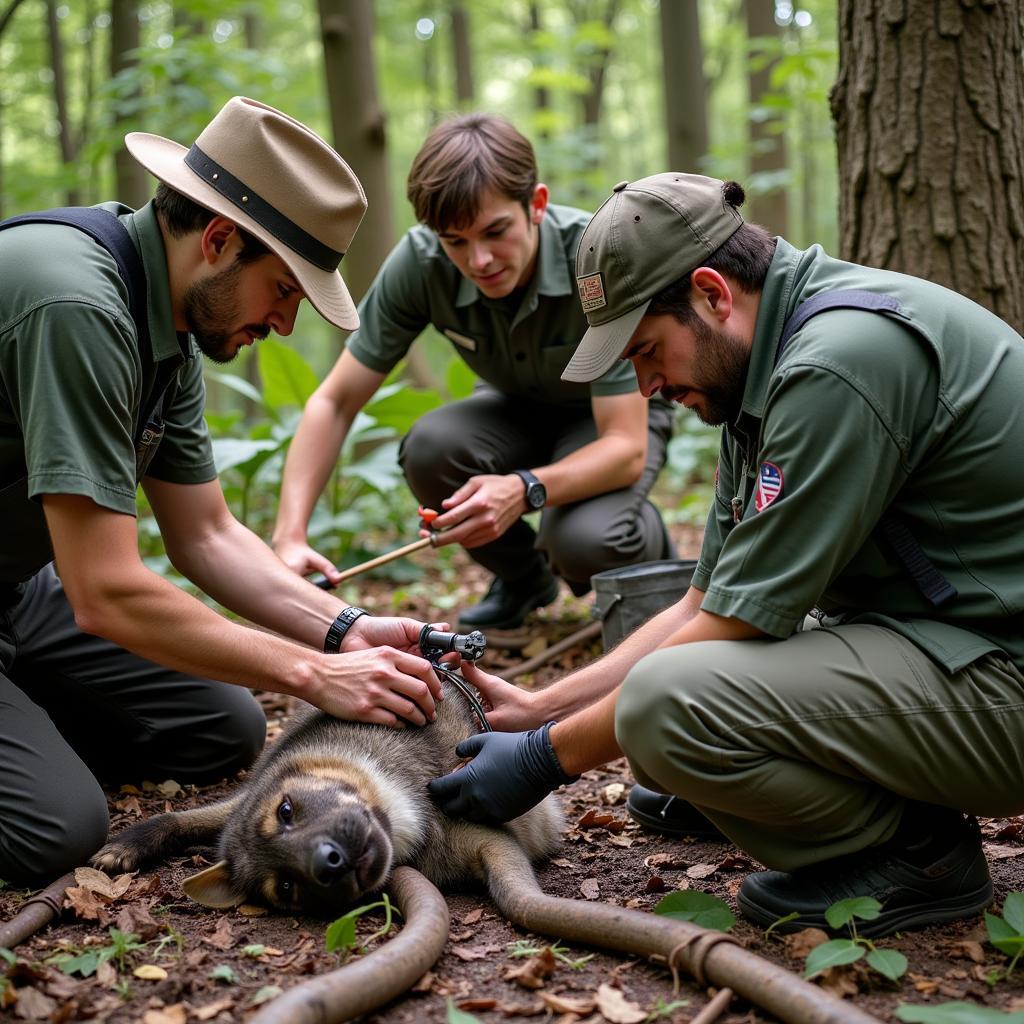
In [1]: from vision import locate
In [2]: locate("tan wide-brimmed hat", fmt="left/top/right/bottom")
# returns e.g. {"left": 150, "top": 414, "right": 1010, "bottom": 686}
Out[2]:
{"left": 126, "top": 96, "right": 367, "bottom": 331}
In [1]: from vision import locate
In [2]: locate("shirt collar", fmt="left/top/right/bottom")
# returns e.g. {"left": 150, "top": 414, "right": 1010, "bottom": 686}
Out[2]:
{"left": 453, "top": 210, "right": 574, "bottom": 310}
{"left": 123, "top": 201, "right": 190, "bottom": 362}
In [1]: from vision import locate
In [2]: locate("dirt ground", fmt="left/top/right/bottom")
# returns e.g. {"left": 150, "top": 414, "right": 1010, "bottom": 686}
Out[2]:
{"left": 2, "top": 524, "right": 1024, "bottom": 1023}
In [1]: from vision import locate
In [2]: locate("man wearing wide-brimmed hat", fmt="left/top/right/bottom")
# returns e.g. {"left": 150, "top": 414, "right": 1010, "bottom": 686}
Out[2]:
{"left": 0, "top": 97, "right": 441, "bottom": 883}
{"left": 430, "top": 172, "right": 1024, "bottom": 940}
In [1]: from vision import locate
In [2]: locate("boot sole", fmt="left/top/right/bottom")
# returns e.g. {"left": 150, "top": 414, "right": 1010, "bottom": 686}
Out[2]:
{"left": 737, "top": 878, "right": 993, "bottom": 938}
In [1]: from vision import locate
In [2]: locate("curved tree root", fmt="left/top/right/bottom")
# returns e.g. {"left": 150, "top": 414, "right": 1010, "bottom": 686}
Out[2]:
{"left": 494, "top": 869, "right": 881, "bottom": 1024}
{"left": 249, "top": 866, "right": 450, "bottom": 1024}
{"left": 0, "top": 872, "right": 75, "bottom": 951}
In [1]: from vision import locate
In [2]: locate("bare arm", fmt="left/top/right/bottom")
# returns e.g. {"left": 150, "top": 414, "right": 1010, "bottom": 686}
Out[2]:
{"left": 272, "top": 348, "right": 386, "bottom": 580}
{"left": 44, "top": 492, "right": 441, "bottom": 726}
{"left": 429, "top": 390, "right": 650, "bottom": 549}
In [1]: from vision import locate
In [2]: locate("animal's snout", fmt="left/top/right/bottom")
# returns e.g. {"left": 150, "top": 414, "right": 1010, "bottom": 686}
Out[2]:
{"left": 312, "top": 840, "right": 351, "bottom": 885}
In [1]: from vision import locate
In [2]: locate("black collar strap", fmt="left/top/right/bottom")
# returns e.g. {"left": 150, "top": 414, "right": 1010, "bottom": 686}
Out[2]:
{"left": 184, "top": 144, "right": 344, "bottom": 272}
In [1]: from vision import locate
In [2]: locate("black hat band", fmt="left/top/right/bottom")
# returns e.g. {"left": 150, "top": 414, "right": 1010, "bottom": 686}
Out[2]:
{"left": 185, "top": 144, "right": 343, "bottom": 272}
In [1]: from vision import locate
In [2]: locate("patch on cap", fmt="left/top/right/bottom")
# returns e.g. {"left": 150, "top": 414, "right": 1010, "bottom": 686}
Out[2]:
{"left": 577, "top": 272, "right": 607, "bottom": 313}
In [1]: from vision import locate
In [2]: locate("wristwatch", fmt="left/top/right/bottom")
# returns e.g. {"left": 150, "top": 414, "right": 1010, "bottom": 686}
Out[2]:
{"left": 513, "top": 469, "right": 547, "bottom": 510}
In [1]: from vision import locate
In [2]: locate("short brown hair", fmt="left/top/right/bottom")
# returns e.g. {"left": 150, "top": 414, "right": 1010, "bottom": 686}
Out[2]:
{"left": 648, "top": 198, "right": 777, "bottom": 326}
{"left": 406, "top": 114, "right": 537, "bottom": 231}
{"left": 153, "top": 182, "right": 271, "bottom": 265}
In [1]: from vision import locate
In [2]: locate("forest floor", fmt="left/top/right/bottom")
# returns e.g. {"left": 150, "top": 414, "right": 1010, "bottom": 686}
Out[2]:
{"left": 2, "top": 522, "right": 1024, "bottom": 1024}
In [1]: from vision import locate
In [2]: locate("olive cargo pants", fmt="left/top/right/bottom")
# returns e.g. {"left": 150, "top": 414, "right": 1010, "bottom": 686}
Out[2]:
{"left": 0, "top": 565, "right": 266, "bottom": 883}
{"left": 615, "top": 622, "right": 1024, "bottom": 870}
{"left": 399, "top": 386, "right": 674, "bottom": 593}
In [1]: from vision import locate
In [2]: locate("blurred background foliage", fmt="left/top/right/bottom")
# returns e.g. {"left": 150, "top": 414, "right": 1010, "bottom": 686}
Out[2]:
{"left": 0, "top": 0, "right": 839, "bottom": 574}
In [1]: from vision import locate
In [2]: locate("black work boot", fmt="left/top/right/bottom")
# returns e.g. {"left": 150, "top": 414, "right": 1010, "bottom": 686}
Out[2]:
{"left": 457, "top": 571, "right": 560, "bottom": 630}
{"left": 737, "top": 810, "right": 992, "bottom": 938}
{"left": 626, "top": 785, "right": 725, "bottom": 840}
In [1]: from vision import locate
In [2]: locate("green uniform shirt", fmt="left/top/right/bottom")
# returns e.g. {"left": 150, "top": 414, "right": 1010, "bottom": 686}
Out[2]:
{"left": 692, "top": 238, "right": 1024, "bottom": 673}
{"left": 0, "top": 201, "right": 215, "bottom": 584}
{"left": 346, "top": 203, "right": 639, "bottom": 407}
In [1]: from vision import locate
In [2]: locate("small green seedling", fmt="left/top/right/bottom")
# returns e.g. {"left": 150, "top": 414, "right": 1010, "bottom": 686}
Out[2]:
{"left": 208, "top": 964, "right": 237, "bottom": 984}
{"left": 896, "top": 1001, "right": 1024, "bottom": 1024}
{"left": 324, "top": 893, "right": 398, "bottom": 957}
{"left": 804, "top": 897, "right": 907, "bottom": 983}
{"left": 48, "top": 928, "right": 147, "bottom": 978}
{"left": 446, "top": 999, "right": 482, "bottom": 1023}
{"left": 646, "top": 997, "right": 691, "bottom": 1020}
{"left": 251, "top": 985, "right": 283, "bottom": 1006}
{"left": 505, "top": 938, "right": 594, "bottom": 969}
{"left": 653, "top": 890, "right": 735, "bottom": 932}
{"left": 764, "top": 911, "right": 801, "bottom": 939}
{"left": 985, "top": 892, "right": 1024, "bottom": 981}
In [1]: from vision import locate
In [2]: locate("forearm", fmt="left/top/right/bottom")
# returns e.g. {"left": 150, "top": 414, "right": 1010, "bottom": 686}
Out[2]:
{"left": 171, "top": 515, "right": 346, "bottom": 648}
{"left": 273, "top": 394, "right": 352, "bottom": 546}
{"left": 531, "top": 586, "right": 706, "bottom": 722}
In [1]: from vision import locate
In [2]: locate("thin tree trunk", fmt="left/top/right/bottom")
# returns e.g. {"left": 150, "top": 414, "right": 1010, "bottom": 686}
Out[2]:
{"left": 660, "top": 0, "right": 708, "bottom": 172}
{"left": 831, "top": 0, "right": 1024, "bottom": 331}
{"left": 45, "top": 0, "right": 80, "bottom": 205}
{"left": 110, "top": 0, "right": 148, "bottom": 208}
{"left": 746, "top": 0, "right": 789, "bottom": 235}
{"left": 528, "top": 3, "right": 551, "bottom": 137}
{"left": 450, "top": 1, "right": 474, "bottom": 106}
{"left": 578, "top": 0, "right": 622, "bottom": 128}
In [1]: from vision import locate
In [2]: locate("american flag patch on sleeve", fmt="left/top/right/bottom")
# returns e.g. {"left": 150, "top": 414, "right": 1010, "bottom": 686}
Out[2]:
{"left": 755, "top": 461, "right": 783, "bottom": 512}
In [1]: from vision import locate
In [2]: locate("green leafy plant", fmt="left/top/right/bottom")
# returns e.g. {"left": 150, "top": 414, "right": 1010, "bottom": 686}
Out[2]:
{"left": 646, "top": 997, "right": 691, "bottom": 1020}
{"left": 764, "top": 910, "right": 801, "bottom": 939}
{"left": 505, "top": 938, "right": 594, "bottom": 969}
{"left": 897, "top": 1003, "right": 1024, "bottom": 1024}
{"left": 803, "top": 897, "right": 907, "bottom": 983}
{"left": 986, "top": 892, "right": 1024, "bottom": 979}
{"left": 324, "top": 894, "right": 398, "bottom": 957}
{"left": 208, "top": 964, "right": 237, "bottom": 984}
{"left": 653, "top": 890, "right": 736, "bottom": 932}
{"left": 49, "top": 928, "right": 146, "bottom": 978}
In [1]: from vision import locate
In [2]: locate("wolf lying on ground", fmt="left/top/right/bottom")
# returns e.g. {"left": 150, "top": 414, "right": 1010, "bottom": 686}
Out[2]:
{"left": 92, "top": 677, "right": 562, "bottom": 916}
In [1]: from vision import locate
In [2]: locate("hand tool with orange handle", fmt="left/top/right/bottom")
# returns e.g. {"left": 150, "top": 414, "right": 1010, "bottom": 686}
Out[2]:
{"left": 313, "top": 507, "right": 441, "bottom": 589}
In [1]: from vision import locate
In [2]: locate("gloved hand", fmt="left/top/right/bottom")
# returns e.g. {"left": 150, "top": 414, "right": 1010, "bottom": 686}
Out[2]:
{"left": 427, "top": 723, "right": 579, "bottom": 826}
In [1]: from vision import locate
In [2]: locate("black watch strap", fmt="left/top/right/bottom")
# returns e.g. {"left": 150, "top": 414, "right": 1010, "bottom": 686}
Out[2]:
{"left": 513, "top": 469, "right": 546, "bottom": 509}
{"left": 324, "top": 606, "right": 369, "bottom": 653}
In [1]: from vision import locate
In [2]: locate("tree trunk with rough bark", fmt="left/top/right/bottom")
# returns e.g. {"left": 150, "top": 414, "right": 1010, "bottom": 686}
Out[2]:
{"left": 831, "top": 0, "right": 1024, "bottom": 331}
{"left": 450, "top": 1, "right": 474, "bottom": 106}
{"left": 746, "top": 0, "right": 788, "bottom": 235}
{"left": 110, "top": 0, "right": 148, "bottom": 209}
{"left": 660, "top": 0, "right": 708, "bottom": 172}
{"left": 44, "top": 0, "right": 80, "bottom": 206}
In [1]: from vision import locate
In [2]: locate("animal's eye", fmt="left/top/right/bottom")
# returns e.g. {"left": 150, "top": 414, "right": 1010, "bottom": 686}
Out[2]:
{"left": 276, "top": 877, "right": 295, "bottom": 903}
{"left": 277, "top": 797, "right": 294, "bottom": 825}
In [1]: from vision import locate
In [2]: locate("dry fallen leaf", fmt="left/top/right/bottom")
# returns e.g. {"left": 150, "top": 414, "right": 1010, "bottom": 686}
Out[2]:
{"left": 456, "top": 998, "right": 498, "bottom": 1012}
{"left": 194, "top": 998, "right": 236, "bottom": 1021}
{"left": 450, "top": 944, "right": 498, "bottom": 962}
{"left": 73, "top": 866, "right": 134, "bottom": 899}
{"left": 580, "top": 878, "right": 600, "bottom": 900}
{"left": 505, "top": 947, "right": 557, "bottom": 990}
{"left": 202, "top": 915, "right": 237, "bottom": 951}
{"left": 607, "top": 834, "right": 634, "bottom": 848}
{"left": 237, "top": 903, "right": 269, "bottom": 917}
{"left": 601, "top": 783, "right": 626, "bottom": 805}
{"left": 95, "top": 959, "right": 119, "bottom": 989}
{"left": 948, "top": 940, "right": 986, "bottom": 963}
{"left": 63, "top": 886, "right": 112, "bottom": 924}
{"left": 984, "top": 843, "right": 1024, "bottom": 860}
{"left": 783, "top": 928, "right": 829, "bottom": 958}
{"left": 142, "top": 1006, "right": 187, "bottom": 1024}
{"left": 133, "top": 964, "right": 169, "bottom": 981}
{"left": 595, "top": 983, "right": 646, "bottom": 1023}
{"left": 685, "top": 863, "right": 717, "bottom": 880}
{"left": 157, "top": 779, "right": 183, "bottom": 798}
{"left": 644, "top": 852, "right": 688, "bottom": 871}
{"left": 13, "top": 986, "right": 58, "bottom": 1020}
{"left": 539, "top": 992, "right": 597, "bottom": 1014}
{"left": 462, "top": 908, "right": 484, "bottom": 925}
{"left": 819, "top": 964, "right": 860, "bottom": 999}
{"left": 577, "top": 809, "right": 627, "bottom": 834}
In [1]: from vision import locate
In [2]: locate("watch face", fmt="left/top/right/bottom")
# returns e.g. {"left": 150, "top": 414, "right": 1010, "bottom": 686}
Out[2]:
{"left": 526, "top": 482, "right": 546, "bottom": 509}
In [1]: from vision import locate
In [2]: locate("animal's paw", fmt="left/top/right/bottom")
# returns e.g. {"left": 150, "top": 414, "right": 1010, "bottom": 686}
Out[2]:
{"left": 91, "top": 837, "right": 146, "bottom": 874}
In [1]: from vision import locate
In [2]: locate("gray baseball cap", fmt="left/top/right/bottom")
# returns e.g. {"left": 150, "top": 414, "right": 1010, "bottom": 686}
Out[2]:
{"left": 562, "top": 173, "right": 744, "bottom": 383}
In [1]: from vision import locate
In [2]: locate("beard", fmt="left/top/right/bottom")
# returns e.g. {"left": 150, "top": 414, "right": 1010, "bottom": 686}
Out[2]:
{"left": 662, "top": 317, "right": 749, "bottom": 426}
{"left": 183, "top": 259, "right": 270, "bottom": 364}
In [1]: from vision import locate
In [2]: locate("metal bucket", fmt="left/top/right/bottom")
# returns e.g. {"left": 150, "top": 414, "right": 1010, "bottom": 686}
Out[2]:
{"left": 590, "top": 559, "right": 698, "bottom": 651}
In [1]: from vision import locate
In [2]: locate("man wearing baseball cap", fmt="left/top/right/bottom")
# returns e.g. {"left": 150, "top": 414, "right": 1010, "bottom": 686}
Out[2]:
{"left": 0, "top": 97, "right": 441, "bottom": 882}
{"left": 430, "top": 172, "right": 1024, "bottom": 937}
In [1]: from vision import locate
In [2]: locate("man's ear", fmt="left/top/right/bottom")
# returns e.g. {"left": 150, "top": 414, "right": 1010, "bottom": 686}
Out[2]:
{"left": 199, "top": 216, "right": 240, "bottom": 267}
{"left": 690, "top": 267, "right": 733, "bottom": 322}
{"left": 529, "top": 183, "right": 550, "bottom": 225}
{"left": 182, "top": 860, "right": 245, "bottom": 908}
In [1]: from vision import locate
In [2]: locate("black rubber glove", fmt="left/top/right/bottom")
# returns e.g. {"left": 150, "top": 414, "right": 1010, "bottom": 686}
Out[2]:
{"left": 427, "top": 723, "right": 579, "bottom": 826}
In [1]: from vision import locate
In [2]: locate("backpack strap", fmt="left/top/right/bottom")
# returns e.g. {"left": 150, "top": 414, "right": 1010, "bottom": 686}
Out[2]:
{"left": 0, "top": 207, "right": 151, "bottom": 357}
{"left": 777, "top": 289, "right": 957, "bottom": 608}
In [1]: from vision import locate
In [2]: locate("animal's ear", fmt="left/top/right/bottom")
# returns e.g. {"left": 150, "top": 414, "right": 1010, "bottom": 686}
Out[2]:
{"left": 182, "top": 860, "right": 244, "bottom": 908}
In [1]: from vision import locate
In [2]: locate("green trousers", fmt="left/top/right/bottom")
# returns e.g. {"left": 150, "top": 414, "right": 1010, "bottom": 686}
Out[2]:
{"left": 615, "top": 623, "right": 1024, "bottom": 871}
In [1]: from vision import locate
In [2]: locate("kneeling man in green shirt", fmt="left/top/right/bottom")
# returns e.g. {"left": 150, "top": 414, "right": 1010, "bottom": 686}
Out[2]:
{"left": 272, "top": 115, "right": 673, "bottom": 630}
{"left": 429, "top": 172, "right": 1024, "bottom": 938}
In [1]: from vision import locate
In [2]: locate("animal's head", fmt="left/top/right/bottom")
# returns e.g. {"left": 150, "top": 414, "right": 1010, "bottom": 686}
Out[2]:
{"left": 184, "top": 765, "right": 398, "bottom": 917}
